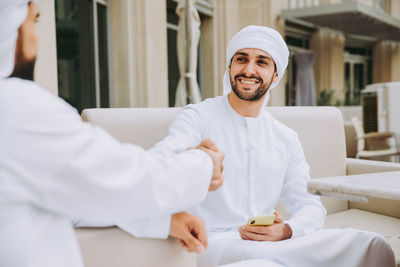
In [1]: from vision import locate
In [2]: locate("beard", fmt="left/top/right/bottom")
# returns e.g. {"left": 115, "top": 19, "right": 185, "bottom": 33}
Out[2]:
{"left": 230, "top": 74, "right": 273, "bottom": 102}
{"left": 9, "top": 57, "right": 36, "bottom": 81}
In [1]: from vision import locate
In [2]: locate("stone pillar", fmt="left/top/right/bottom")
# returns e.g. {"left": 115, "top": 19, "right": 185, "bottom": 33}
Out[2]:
{"left": 212, "top": 0, "right": 286, "bottom": 106}
{"left": 389, "top": 0, "right": 400, "bottom": 20}
{"left": 35, "top": 0, "right": 58, "bottom": 95}
{"left": 310, "top": 30, "right": 345, "bottom": 104}
{"left": 200, "top": 16, "right": 216, "bottom": 99}
{"left": 373, "top": 41, "right": 400, "bottom": 83}
{"left": 109, "top": 0, "right": 169, "bottom": 107}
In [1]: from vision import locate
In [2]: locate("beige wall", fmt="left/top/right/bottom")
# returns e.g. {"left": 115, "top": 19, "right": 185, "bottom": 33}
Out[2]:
{"left": 389, "top": 0, "right": 400, "bottom": 20}
{"left": 35, "top": 0, "right": 58, "bottom": 95}
{"left": 109, "top": 0, "right": 169, "bottom": 108}
{"left": 200, "top": 15, "right": 216, "bottom": 99}
{"left": 373, "top": 41, "right": 400, "bottom": 83}
{"left": 310, "top": 30, "right": 345, "bottom": 104}
{"left": 212, "top": 0, "right": 287, "bottom": 106}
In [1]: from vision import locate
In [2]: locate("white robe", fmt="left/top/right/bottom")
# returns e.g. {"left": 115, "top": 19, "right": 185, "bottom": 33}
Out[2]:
{"left": 146, "top": 95, "right": 395, "bottom": 267}
{"left": 153, "top": 95, "right": 326, "bottom": 237}
{"left": 0, "top": 78, "right": 214, "bottom": 267}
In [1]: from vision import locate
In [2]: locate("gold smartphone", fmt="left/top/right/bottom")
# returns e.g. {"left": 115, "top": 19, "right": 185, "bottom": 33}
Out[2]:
{"left": 247, "top": 214, "right": 275, "bottom": 226}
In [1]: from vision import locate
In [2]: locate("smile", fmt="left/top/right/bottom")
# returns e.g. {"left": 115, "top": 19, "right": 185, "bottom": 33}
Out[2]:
{"left": 238, "top": 77, "right": 260, "bottom": 85}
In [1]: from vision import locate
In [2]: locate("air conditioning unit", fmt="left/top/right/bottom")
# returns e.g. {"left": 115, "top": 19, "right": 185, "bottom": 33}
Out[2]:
{"left": 361, "top": 82, "right": 400, "bottom": 134}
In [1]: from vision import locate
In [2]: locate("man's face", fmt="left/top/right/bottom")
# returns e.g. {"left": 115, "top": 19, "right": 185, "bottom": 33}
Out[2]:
{"left": 229, "top": 48, "right": 278, "bottom": 102}
{"left": 10, "top": 2, "right": 39, "bottom": 81}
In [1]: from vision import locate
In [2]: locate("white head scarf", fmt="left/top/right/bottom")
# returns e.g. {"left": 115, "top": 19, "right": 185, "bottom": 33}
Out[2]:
{"left": 0, "top": 0, "right": 31, "bottom": 79}
{"left": 223, "top": 25, "right": 290, "bottom": 104}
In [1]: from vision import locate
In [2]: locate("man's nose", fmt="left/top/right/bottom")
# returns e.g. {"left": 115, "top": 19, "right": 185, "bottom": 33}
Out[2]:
{"left": 242, "top": 61, "right": 257, "bottom": 76}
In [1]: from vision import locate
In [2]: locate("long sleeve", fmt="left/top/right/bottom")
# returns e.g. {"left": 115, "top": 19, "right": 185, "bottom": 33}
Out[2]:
{"left": 280, "top": 134, "right": 327, "bottom": 238}
{"left": 0, "top": 82, "right": 213, "bottom": 236}
{"left": 152, "top": 105, "right": 204, "bottom": 153}
{"left": 114, "top": 105, "right": 206, "bottom": 238}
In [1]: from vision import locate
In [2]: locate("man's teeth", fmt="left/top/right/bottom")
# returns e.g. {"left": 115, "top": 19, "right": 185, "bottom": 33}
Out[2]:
{"left": 241, "top": 80, "right": 257, "bottom": 85}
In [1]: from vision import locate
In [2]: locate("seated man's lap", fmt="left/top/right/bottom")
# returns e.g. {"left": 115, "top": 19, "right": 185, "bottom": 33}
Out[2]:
{"left": 218, "top": 259, "right": 284, "bottom": 267}
{"left": 199, "top": 229, "right": 395, "bottom": 267}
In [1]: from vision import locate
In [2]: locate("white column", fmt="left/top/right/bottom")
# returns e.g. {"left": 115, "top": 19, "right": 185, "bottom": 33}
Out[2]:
{"left": 109, "top": 0, "right": 169, "bottom": 107}
{"left": 35, "top": 0, "right": 58, "bottom": 95}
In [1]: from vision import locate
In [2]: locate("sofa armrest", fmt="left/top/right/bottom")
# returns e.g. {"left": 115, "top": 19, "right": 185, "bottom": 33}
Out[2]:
{"left": 346, "top": 158, "right": 400, "bottom": 175}
{"left": 76, "top": 227, "right": 196, "bottom": 267}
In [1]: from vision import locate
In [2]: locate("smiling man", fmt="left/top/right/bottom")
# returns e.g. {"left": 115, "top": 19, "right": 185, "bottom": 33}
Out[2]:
{"left": 141, "top": 25, "right": 396, "bottom": 267}
{"left": 230, "top": 49, "right": 277, "bottom": 102}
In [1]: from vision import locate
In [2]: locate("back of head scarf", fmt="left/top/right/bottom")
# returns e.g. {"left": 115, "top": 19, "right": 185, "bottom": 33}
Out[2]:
{"left": 223, "top": 25, "right": 290, "bottom": 105}
{"left": 0, "top": 0, "right": 31, "bottom": 79}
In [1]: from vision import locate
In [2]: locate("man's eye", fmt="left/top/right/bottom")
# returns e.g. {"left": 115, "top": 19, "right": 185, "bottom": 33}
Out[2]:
{"left": 236, "top": 57, "right": 245, "bottom": 62}
{"left": 258, "top": 61, "right": 268, "bottom": 65}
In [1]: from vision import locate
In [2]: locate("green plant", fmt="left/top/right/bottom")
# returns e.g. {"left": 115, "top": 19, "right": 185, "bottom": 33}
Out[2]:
{"left": 317, "top": 89, "right": 336, "bottom": 106}
{"left": 344, "top": 96, "right": 361, "bottom": 106}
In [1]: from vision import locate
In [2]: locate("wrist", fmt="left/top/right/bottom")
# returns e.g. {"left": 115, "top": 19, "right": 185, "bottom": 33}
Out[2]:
{"left": 283, "top": 223, "right": 293, "bottom": 239}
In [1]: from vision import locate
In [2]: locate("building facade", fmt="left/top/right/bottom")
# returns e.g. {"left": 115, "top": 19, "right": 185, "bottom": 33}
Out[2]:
{"left": 34, "top": 0, "right": 400, "bottom": 111}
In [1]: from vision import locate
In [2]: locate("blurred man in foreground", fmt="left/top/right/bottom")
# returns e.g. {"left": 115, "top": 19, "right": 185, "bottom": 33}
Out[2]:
{"left": 0, "top": 1, "right": 225, "bottom": 266}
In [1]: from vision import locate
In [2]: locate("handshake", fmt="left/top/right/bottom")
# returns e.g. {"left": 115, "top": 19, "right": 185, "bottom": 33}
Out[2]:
{"left": 170, "top": 139, "right": 224, "bottom": 254}
{"left": 194, "top": 139, "right": 225, "bottom": 191}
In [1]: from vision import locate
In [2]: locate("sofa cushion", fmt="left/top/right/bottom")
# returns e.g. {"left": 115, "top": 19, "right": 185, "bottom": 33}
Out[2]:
{"left": 325, "top": 209, "right": 400, "bottom": 264}
{"left": 76, "top": 227, "right": 196, "bottom": 267}
{"left": 267, "top": 107, "right": 349, "bottom": 215}
{"left": 82, "top": 108, "right": 181, "bottom": 149}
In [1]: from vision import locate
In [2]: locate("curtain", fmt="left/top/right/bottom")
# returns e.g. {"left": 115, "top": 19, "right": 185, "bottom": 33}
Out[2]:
{"left": 174, "top": 0, "right": 202, "bottom": 106}
{"left": 294, "top": 51, "right": 316, "bottom": 106}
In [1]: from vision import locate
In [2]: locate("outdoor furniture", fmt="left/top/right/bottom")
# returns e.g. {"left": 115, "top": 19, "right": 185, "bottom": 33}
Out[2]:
{"left": 351, "top": 116, "right": 399, "bottom": 161}
{"left": 308, "top": 171, "right": 400, "bottom": 203}
{"left": 78, "top": 106, "right": 400, "bottom": 266}
{"left": 308, "top": 170, "right": 400, "bottom": 266}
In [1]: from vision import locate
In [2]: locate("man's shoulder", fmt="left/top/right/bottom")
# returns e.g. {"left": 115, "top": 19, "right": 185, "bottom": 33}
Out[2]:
{"left": 0, "top": 78, "right": 77, "bottom": 119}
{"left": 1, "top": 78, "right": 54, "bottom": 104}
{"left": 182, "top": 95, "right": 225, "bottom": 115}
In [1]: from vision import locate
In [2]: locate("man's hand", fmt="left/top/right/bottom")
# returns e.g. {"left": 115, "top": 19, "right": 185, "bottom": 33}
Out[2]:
{"left": 169, "top": 212, "right": 207, "bottom": 254}
{"left": 195, "top": 139, "right": 225, "bottom": 191}
{"left": 238, "top": 212, "right": 292, "bottom": 241}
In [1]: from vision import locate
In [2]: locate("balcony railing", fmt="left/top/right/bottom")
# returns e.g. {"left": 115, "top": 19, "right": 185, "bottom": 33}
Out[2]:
{"left": 282, "top": 0, "right": 400, "bottom": 41}
{"left": 285, "top": 0, "right": 386, "bottom": 12}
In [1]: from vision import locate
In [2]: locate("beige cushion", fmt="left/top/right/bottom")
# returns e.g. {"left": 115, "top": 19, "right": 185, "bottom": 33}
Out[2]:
{"left": 76, "top": 227, "right": 195, "bottom": 267}
{"left": 325, "top": 209, "right": 400, "bottom": 264}
{"left": 82, "top": 108, "right": 181, "bottom": 149}
{"left": 267, "top": 107, "right": 348, "bottom": 215}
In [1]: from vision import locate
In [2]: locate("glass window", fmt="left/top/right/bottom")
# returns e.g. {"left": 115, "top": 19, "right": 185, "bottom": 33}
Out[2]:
{"left": 344, "top": 62, "right": 351, "bottom": 101}
{"left": 285, "top": 36, "right": 309, "bottom": 106}
{"left": 167, "top": 0, "right": 180, "bottom": 107}
{"left": 353, "top": 63, "right": 364, "bottom": 97}
{"left": 97, "top": 4, "right": 110, "bottom": 108}
{"left": 55, "top": 0, "right": 109, "bottom": 113}
{"left": 343, "top": 47, "right": 371, "bottom": 105}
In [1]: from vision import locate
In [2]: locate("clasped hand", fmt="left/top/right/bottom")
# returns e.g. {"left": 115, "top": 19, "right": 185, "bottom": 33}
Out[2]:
{"left": 169, "top": 140, "right": 224, "bottom": 254}
{"left": 195, "top": 139, "right": 225, "bottom": 191}
{"left": 238, "top": 212, "right": 292, "bottom": 241}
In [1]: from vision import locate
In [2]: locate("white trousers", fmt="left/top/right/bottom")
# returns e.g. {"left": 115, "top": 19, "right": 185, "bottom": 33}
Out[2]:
{"left": 218, "top": 260, "right": 283, "bottom": 267}
{"left": 199, "top": 228, "right": 395, "bottom": 267}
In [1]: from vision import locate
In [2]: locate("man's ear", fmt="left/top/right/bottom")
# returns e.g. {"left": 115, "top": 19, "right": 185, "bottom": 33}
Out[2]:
{"left": 273, "top": 71, "right": 278, "bottom": 83}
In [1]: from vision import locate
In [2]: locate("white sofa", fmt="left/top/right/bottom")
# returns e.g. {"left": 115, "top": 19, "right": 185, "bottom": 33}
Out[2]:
{"left": 79, "top": 106, "right": 400, "bottom": 267}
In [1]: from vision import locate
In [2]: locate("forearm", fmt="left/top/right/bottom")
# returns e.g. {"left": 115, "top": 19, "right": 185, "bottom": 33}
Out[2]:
{"left": 285, "top": 204, "right": 326, "bottom": 238}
